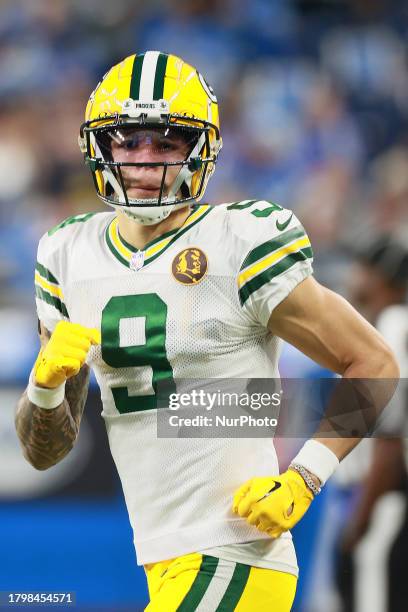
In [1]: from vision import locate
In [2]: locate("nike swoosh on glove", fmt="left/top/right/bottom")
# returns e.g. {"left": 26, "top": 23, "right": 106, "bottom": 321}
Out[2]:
{"left": 232, "top": 469, "right": 314, "bottom": 538}
{"left": 34, "top": 321, "right": 101, "bottom": 389}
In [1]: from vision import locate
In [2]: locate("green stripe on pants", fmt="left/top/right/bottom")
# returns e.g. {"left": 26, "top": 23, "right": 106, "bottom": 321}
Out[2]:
{"left": 177, "top": 555, "right": 219, "bottom": 612}
{"left": 216, "top": 563, "right": 251, "bottom": 611}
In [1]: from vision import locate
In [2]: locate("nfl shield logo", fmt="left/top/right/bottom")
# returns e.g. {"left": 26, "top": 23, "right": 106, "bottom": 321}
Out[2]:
{"left": 130, "top": 251, "right": 145, "bottom": 271}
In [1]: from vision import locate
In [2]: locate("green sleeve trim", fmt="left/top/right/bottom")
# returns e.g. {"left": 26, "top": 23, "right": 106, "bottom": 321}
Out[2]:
{"left": 240, "top": 226, "right": 306, "bottom": 271}
{"left": 239, "top": 247, "right": 313, "bottom": 306}
{"left": 35, "top": 285, "right": 69, "bottom": 317}
{"left": 35, "top": 262, "right": 59, "bottom": 285}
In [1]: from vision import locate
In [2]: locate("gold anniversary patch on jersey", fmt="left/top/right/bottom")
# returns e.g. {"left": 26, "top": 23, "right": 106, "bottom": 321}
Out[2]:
{"left": 172, "top": 248, "right": 208, "bottom": 285}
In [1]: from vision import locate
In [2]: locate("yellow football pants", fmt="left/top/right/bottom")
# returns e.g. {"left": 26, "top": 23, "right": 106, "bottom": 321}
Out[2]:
{"left": 144, "top": 552, "right": 297, "bottom": 611}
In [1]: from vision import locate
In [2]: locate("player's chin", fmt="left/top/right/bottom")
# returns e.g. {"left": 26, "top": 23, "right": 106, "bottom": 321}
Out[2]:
{"left": 126, "top": 187, "right": 162, "bottom": 200}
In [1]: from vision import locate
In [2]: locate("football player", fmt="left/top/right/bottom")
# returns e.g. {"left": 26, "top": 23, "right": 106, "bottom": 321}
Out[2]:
{"left": 15, "top": 52, "right": 398, "bottom": 611}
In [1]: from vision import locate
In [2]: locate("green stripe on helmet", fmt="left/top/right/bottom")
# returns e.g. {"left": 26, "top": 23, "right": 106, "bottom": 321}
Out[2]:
{"left": 130, "top": 53, "right": 145, "bottom": 100}
{"left": 153, "top": 53, "right": 169, "bottom": 100}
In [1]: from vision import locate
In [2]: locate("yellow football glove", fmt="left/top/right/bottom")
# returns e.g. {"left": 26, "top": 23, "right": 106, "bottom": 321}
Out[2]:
{"left": 232, "top": 469, "right": 314, "bottom": 538}
{"left": 34, "top": 321, "right": 101, "bottom": 389}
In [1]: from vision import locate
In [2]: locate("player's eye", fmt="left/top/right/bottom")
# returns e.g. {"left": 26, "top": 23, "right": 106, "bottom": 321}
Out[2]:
{"left": 112, "top": 134, "right": 176, "bottom": 151}
{"left": 121, "top": 135, "right": 143, "bottom": 149}
{"left": 156, "top": 138, "right": 176, "bottom": 151}
{"left": 106, "top": 128, "right": 196, "bottom": 155}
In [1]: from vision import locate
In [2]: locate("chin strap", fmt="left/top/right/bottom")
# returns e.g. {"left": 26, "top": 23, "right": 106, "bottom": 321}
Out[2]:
{"left": 123, "top": 206, "right": 174, "bottom": 225}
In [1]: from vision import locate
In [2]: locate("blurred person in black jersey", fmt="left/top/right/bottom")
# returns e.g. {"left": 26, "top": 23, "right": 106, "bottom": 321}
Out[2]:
{"left": 336, "top": 233, "right": 408, "bottom": 612}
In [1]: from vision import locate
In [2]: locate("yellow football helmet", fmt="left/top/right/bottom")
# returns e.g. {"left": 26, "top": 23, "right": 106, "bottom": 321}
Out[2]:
{"left": 79, "top": 51, "right": 222, "bottom": 224}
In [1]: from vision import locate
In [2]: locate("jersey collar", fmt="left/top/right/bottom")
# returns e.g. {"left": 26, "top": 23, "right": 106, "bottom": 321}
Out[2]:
{"left": 105, "top": 204, "right": 212, "bottom": 269}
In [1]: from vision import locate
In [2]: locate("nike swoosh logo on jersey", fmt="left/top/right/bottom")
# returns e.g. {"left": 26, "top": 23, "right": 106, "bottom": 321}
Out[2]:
{"left": 257, "top": 481, "right": 281, "bottom": 502}
{"left": 276, "top": 213, "right": 293, "bottom": 232}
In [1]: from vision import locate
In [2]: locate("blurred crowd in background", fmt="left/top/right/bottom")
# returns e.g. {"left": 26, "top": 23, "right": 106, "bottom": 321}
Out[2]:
{"left": 1, "top": 0, "right": 408, "bottom": 611}
{"left": 1, "top": 0, "right": 408, "bottom": 312}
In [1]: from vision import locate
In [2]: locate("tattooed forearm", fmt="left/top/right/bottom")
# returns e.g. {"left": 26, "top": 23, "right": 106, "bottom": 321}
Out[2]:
{"left": 15, "top": 366, "right": 90, "bottom": 470}
{"left": 15, "top": 323, "right": 91, "bottom": 470}
{"left": 65, "top": 364, "right": 91, "bottom": 428}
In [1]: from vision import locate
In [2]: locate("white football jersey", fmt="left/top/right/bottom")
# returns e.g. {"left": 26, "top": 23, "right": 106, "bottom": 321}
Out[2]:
{"left": 34, "top": 201, "right": 313, "bottom": 570}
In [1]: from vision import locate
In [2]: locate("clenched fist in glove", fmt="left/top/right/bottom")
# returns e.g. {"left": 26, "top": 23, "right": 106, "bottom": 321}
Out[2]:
{"left": 232, "top": 469, "right": 315, "bottom": 539}
{"left": 34, "top": 321, "right": 101, "bottom": 389}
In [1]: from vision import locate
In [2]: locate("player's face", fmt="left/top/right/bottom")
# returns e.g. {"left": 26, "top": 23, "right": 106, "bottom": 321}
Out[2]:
{"left": 109, "top": 127, "right": 195, "bottom": 200}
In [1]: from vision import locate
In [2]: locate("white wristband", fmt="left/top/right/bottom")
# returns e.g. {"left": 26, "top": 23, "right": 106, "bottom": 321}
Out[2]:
{"left": 291, "top": 439, "right": 340, "bottom": 486}
{"left": 27, "top": 370, "right": 66, "bottom": 410}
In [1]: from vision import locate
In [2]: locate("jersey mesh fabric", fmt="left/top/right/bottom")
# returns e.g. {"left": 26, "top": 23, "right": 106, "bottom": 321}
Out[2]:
{"left": 34, "top": 204, "right": 313, "bottom": 569}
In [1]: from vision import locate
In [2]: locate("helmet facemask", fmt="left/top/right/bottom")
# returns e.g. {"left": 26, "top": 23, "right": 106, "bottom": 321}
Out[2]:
{"left": 79, "top": 110, "right": 221, "bottom": 225}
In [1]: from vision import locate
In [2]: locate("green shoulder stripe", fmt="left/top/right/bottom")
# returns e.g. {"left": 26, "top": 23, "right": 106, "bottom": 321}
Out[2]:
{"left": 35, "top": 285, "right": 69, "bottom": 317}
{"left": 240, "top": 226, "right": 306, "bottom": 271}
{"left": 227, "top": 200, "right": 283, "bottom": 216}
{"left": 226, "top": 200, "right": 257, "bottom": 211}
{"left": 239, "top": 247, "right": 313, "bottom": 306}
{"left": 48, "top": 212, "right": 98, "bottom": 236}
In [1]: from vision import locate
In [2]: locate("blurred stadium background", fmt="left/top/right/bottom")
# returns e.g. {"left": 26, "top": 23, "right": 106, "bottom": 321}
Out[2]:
{"left": 0, "top": 0, "right": 407, "bottom": 610}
